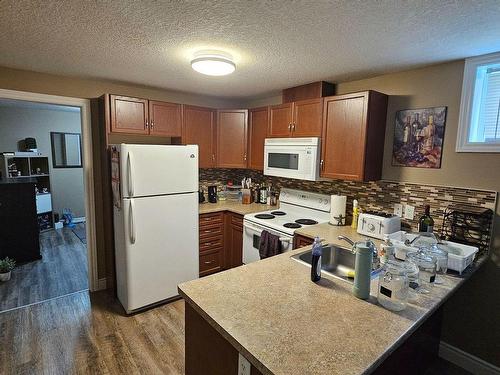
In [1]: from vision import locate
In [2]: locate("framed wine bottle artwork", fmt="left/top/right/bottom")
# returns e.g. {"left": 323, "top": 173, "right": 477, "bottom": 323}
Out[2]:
{"left": 392, "top": 106, "right": 447, "bottom": 168}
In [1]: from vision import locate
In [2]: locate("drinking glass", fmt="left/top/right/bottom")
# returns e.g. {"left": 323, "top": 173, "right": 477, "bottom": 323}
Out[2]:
{"left": 407, "top": 248, "right": 437, "bottom": 294}
{"left": 424, "top": 244, "right": 448, "bottom": 285}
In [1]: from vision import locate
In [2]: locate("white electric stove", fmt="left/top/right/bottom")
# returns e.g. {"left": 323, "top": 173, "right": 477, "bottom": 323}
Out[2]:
{"left": 243, "top": 188, "right": 331, "bottom": 264}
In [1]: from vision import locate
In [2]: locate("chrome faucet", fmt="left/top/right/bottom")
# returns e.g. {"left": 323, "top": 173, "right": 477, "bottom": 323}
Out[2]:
{"left": 337, "top": 235, "right": 380, "bottom": 270}
{"left": 337, "top": 235, "right": 355, "bottom": 247}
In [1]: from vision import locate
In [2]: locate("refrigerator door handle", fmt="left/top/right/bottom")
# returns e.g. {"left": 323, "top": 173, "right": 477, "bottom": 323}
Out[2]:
{"left": 127, "top": 152, "right": 135, "bottom": 197}
{"left": 129, "top": 200, "right": 136, "bottom": 244}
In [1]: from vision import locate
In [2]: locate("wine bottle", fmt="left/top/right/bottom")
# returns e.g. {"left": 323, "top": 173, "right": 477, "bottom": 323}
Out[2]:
{"left": 418, "top": 205, "right": 434, "bottom": 233}
{"left": 403, "top": 116, "right": 411, "bottom": 144}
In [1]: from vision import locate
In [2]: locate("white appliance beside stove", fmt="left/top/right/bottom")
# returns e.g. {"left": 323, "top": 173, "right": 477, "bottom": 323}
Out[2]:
{"left": 243, "top": 188, "right": 331, "bottom": 264}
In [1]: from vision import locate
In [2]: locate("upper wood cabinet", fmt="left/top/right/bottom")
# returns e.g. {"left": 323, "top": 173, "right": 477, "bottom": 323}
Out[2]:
{"left": 282, "top": 81, "right": 335, "bottom": 103}
{"left": 321, "top": 91, "right": 388, "bottom": 181}
{"left": 216, "top": 109, "right": 248, "bottom": 168}
{"left": 269, "top": 99, "right": 323, "bottom": 138}
{"left": 292, "top": 98, "right": 323, "bottom": 137}
{"left": 269, "top": 103, "right": 293, "bottom": 137}
{"left": 248, "top": 107, "right": 269, "bottom": 170}
{"left": 110, "top": 95, "right": 182, "bottom": 137}
{"left": 110, "top": 95, "right": 149, "bottom": 134}
{"left": 183, "top": 105, "right": 216, "bottom": 168}
{"left": 149, "top": 100, "right": 182, "bottom": 137}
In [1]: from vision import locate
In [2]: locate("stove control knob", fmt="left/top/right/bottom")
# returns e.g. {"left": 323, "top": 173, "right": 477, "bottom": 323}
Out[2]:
{"left": 318, "top": 198, "right": 323, "bottom": 204}
{"left": 368, "top": 223, "right": 376, "bottom": 232}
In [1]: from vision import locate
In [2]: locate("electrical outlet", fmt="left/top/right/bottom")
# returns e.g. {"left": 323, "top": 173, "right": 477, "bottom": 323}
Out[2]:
{"left": 238, "top": 353, "right": 251, "bottom": 375}
{"left": 404, "top": 204, "right": 415, "bottom": 220}
{"left": 393, "top": 203, "right": 403, "bottom": 217}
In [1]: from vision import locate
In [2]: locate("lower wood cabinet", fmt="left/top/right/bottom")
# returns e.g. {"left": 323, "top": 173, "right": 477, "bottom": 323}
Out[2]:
{"left": 199, "top": 212, "right": 224, "bottom": 277}
{"left": 224, "top": 212, "right": 243, "bottom": 269}
{"left": 293, "top": 234, "right": 314, "bottom": 249}
{"left": 199, "top": 211, "right": 243, "bottom": 277}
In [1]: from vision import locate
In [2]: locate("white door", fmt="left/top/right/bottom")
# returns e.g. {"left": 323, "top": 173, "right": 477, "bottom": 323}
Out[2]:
{"left": 121, "top": 192, "right": 198, "bottom": 312}
{"left": 119, "top": 144, "right": 198, "bottom": 198}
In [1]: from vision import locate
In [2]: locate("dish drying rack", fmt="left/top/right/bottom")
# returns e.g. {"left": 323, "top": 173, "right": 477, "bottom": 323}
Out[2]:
{"left": 440, "top": 205, "right": 493, "bottom": 257}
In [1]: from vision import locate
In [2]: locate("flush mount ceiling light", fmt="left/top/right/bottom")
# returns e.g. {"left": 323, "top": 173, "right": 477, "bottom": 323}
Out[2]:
{"left": 191, "top": 51, "right": 235, "bottom": 76}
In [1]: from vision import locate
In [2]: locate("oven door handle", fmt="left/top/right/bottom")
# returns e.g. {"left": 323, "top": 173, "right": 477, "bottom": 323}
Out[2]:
{"left": 244, "top": 222, "right": 292, "bottom": 247}
{"left": 279, "top": 237, "right": 291, "bottom": 246}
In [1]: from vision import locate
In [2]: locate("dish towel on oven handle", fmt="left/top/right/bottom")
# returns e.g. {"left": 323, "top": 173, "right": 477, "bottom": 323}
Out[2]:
{"left": 259, "top": 230, "right": 282, "bottom": 260}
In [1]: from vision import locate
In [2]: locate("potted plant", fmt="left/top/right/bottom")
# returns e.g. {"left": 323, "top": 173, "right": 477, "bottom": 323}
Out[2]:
{"left": 0, "top": 257, "right": 16, "bottom": 282}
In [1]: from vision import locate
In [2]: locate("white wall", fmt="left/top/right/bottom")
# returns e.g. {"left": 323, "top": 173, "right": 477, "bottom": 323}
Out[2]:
{"left": 0, "top": 104, "right": 85, "bottom": 217}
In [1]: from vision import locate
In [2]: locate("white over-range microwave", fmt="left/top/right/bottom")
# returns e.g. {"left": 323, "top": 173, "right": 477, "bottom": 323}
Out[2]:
{"left": 263, "top": 137, "right": 321, "bottom": 181}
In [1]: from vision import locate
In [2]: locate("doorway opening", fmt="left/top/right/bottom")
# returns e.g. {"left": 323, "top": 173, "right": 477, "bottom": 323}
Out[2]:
{"left": 0, "top": 89, "right": 98, "bottom": 313}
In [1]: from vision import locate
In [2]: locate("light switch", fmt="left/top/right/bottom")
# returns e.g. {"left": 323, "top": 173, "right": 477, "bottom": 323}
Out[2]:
{"left": 393, "top": 203, "right": 403, "bottom": 217}
{"left": 404, "top": 204, "right": 415, "bottom": 220}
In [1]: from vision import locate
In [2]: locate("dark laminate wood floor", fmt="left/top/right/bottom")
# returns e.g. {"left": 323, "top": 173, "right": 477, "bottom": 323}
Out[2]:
{"left": 0, "top": 290, "right": 185, "bottom": 375}
{"left": 0, "top": 225, "right": 88, "bottom": 312}
{"left": 0, "top": 288, "right": 472, "bottom": 375}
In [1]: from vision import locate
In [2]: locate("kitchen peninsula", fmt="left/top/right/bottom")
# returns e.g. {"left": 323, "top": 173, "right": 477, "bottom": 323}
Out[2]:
{"left": 178, "top": 227, "right": 486, "bottom": 375}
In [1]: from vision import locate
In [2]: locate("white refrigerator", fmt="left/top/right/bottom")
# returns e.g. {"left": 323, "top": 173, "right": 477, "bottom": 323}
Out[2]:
{"left": 112, "top": 144, "right": 199, "bottom": 314}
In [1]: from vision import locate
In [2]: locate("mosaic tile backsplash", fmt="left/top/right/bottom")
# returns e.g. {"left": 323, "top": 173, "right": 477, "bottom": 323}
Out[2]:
{"left": 200, "top": 168, "right": 497, "bottom": 236}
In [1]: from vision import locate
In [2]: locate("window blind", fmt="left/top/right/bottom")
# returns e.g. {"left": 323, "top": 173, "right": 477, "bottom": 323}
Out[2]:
{"left": 479, "top": 68, "right": 500, "bottom": 142}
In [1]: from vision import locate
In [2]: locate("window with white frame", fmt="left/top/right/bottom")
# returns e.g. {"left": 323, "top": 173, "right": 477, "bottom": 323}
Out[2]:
{"left": 457, "top": 52, "right": 500, "bottom": 152}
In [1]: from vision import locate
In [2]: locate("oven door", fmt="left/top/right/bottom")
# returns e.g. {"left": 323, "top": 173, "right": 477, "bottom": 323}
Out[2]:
{"left": 243, "top": 220, "right": 293, "bottom": 264}
{"left": 264, "top": 144, "right": 319, "bottom": 181}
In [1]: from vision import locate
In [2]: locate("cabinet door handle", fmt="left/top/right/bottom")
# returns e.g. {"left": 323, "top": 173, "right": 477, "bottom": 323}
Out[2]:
{"left": 243, "top": 153, "right": 247, "bottom": 161}
{"left": 288, "top": 123, "right": 292, "bottom": 132}
{"left": 150, "top": 120, "right": 154, "bottom": 129}
{"left": 292, "top": 123, "right": 296, "bottom": 131}
{"left": 212, "top": 154, "right": 215, "bottom": 161}
{"left": 320, "top": 159, "right": 324, "bottom": 171}
{"left": 204, "top": 230, "right": 212, "bottom": 233}
{"left": 204, "top": 260, "right": 213, "bottom": 265}
{"left": 204, "top": 242, "right": 212, "bottom": 246}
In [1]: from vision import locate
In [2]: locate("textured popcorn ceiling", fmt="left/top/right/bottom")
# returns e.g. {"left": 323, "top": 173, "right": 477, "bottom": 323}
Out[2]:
{"left": 0, "top": 0, "right": 499, "bottom": 99}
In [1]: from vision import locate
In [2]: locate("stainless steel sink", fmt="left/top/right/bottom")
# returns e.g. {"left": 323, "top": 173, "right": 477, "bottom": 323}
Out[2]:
{"left": 291, "top": 245, "right": 356, "bottom": 284}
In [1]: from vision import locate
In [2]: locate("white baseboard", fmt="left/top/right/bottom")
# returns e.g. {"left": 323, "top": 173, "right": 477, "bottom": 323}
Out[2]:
{"left": 73, "top": 217, "right": 86, "bottom": 224}
{"left": 439, "top": 341, "right": 500, "bottom": 375}
{"left": 96, "top": 278, "right": 107, "bottom": 291}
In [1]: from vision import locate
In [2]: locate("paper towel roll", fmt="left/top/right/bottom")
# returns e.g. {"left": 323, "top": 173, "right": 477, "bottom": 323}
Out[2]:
{"left": 330, "top": 195, "right": 347, "bottom": 226}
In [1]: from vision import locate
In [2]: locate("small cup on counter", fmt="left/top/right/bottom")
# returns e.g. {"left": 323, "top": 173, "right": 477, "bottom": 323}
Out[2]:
{"left": 242, "top": 188, "right": 252, "bottom": 204}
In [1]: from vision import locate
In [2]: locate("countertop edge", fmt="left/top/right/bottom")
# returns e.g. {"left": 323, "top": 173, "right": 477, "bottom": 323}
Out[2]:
{"left": 178, "top": 285, "right": 274, "bottom": 375}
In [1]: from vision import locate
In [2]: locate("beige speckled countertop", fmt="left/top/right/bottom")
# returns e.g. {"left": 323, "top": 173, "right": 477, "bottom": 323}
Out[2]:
{"left": 199, "top": 200, "right": 274, "bottom": 215}
{"left": 179, "top": 236, "right": 486, "bottom": 374}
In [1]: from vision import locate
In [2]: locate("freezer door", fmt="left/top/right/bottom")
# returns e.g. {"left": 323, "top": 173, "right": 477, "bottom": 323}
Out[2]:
{"left": 117, "top": 192, "right": 199, "bottom": 312}
{"left": 119, "top": 144, "right": 198, "bottom": 198}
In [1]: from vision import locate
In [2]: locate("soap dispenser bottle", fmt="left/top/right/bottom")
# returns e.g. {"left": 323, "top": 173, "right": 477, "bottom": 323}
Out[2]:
{"left": 311, "top": 236, "right": 322, "bottom": 282}
{"left": 351, "top": 199, "right": 360, "bottom": 230}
